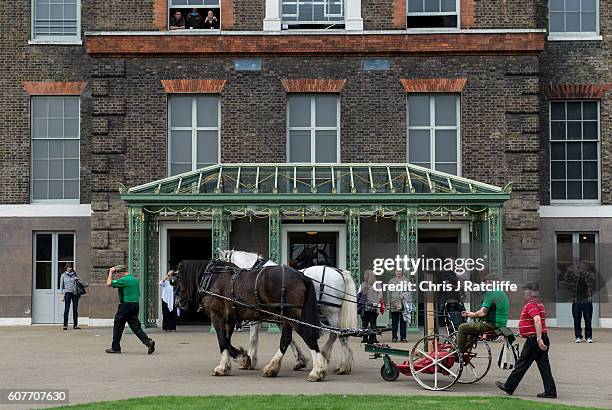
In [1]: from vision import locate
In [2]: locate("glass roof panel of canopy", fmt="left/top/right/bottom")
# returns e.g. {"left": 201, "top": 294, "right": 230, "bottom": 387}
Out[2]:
{"left": 122, "top": 163, "right": 511, "bottom": 203}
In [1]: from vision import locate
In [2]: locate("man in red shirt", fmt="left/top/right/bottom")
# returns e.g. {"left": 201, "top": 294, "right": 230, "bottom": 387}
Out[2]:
{"left": 496, "top": 282, "right": 557, "bottom": 399}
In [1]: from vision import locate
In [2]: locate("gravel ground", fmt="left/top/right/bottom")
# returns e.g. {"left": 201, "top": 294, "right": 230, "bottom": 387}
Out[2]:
{"left": 0, "top": 326, "right": 610, "bottom": 409}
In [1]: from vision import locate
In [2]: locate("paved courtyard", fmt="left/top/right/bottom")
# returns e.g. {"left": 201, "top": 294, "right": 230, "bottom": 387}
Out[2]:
{"left": 0, "top": 326, "right": 610, "bottom": 408}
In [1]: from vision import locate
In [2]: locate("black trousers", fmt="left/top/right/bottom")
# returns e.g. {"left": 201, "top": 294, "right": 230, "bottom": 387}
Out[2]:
{"left": 111, "top": 302, "right": 150, "bottom": 351}
{"left": 572, "top": 302, "right": 593, "bottom": 339}
{"left": 504, "top": 334, "right": 557, "bottom": 396}
{"left": 362, "top": 311, "right": 379, "bottom": 343}
{"left": 161, "top": 300, "right": 177, "bottom": 331}
{"left": 391, "top": 311, "right": 406, "bottom": 340}
{"left": 63, "top": 292, "right": 80, "bottom": 327}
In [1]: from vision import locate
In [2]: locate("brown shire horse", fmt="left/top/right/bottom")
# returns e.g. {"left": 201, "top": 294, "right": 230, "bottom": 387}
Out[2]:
{"left": 172, "top": 259, "right": 328, "bottom": 382}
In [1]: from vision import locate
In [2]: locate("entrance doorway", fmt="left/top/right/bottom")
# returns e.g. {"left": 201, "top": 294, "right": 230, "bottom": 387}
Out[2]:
{"left": 281, "top": 223, "right": 346, "bottom": 270}
{"left": 416, "top": 223, "right": 469, "bottom": 331}
{"left": 32, "top": 232, "right": 76, "bottom": 324}
{"left": 159, "top": 222, "right": 212, "bottom": 326}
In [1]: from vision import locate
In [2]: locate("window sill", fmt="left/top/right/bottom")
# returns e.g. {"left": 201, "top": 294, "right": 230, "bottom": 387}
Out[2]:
{"left": 547, "top": 34, "right": 602, "bottom": 42}
{"left": 29, "top": 39, "right": 83, "bottom": 45}
{"left": 548, "top": 200, "right": 601, "bottom": 206}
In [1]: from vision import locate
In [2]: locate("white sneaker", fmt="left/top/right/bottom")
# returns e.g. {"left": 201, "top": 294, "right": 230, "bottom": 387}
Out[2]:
{"left": 586, "top": 338, "right": 593, "bottom": 343}
{"left": 575, "top": 338, "right": 582, "bottom": 343}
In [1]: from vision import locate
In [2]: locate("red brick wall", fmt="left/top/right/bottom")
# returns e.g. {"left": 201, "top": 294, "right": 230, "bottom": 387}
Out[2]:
{"left": 86, "top": 33, "right": 545, "bottom": 55}
{"left": 400, "top": 78, "right": 468, "bottom": 93}
{"left": 460, "top": 0, "right": 475, "bottom": 28}
{"left": 543, "top": 84, "right": 612, "bottom": 100}
{"left": 161, "top": 79, "right": 227, "bottom": 93}
{"left": 393, "top": 0, "right": 406, "bottom": 29}
{"left": 153, "top": 0, "right": 167, "bottom": 31}
{"left": 221, "top": 0, "right": 235, "bottom": 30}
{"left": 281, "top": 79, "right": 347, "bottom": 93}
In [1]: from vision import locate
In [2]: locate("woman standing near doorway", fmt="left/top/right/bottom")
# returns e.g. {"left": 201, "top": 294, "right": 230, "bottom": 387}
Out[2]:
{"left": 59, "top": 263, "right": 81, "bottom": 330}
{"left": 159, "top": 270, "right": 179, "bottom": 331}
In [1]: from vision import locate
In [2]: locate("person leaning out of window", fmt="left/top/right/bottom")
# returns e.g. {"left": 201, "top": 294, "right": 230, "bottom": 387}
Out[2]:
{"left": 202, "top": 10, "right": 219, "bottom": 29}
{"left": 186, "top": 8, "right": 203, "bottom": 29}
{"left": 169, "top": 10, "right": 185, "bottom": 30}
{"left": 59, "top": 263, "right": 82, "bottom": 330}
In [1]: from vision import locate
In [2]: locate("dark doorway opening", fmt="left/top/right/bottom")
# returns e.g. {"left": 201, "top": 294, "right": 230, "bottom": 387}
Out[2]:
{"left": 417, "top": 229, "right": 461, "bottom": 331}
{"left": 288, "top": 231, "right": 338, "bottom": 270}
{"left": 167, "top": 229, "right": 212, "bottom": 325}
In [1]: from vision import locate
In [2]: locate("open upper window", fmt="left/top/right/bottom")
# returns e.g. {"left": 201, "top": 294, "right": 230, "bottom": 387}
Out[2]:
{"left": 407, "top": 0, "right": 459, "bottom": 29}
{"left": 281, "top": 0, "right": 345, "bottom": 29}
{"left": 168, "top": 0, "right": 220, "bottom": 30}
{"left": 32, "top": 0, "right": 80, "bottom": 42}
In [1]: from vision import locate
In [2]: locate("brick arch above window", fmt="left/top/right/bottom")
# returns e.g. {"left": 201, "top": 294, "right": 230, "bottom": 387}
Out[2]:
{"left": 161, "top": 79, "right": 227, "bottom": 93}
{"left": 400, "top": 78, "right": 467, "bottom": 93}
{"left": 281, "top": 79, "right": 347, "bottom": 93}
{"left": 22, "top": 81, "right": 87, "bottom": 96}
{"left": 544, "top": 84, "right": 612, "bottom": 100}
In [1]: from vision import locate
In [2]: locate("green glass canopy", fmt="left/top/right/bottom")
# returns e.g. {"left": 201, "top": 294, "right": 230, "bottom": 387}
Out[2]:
{"left": 122, "top": 163, "right": 511, "bottom": 204}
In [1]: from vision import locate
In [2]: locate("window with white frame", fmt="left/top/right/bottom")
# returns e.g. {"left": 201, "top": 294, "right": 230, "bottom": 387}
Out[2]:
{"left": 32, "top": 0, "right": 80, "bottom": 41}
{"left": 407, "top": 0, "right": 459, "bottom": 28}
{"left": 168, "top": 95, "right": 220, "bottom": 176}
{"left": 287, "top": 94, "right": 339, "bottom": 163}
{"left": 408, "top": 94, "right": 460, "bottom": 175}
{"left": 168, "top": 0, "right": 221, "bottom": 30}
{"left": 282, "top": 0, "right": 344, "bottom": 29}
{"left": 549, "top": 0, "right": 599, "bottom": 35}
{"left": 31, "top": 97, "right": 80, "bottom": 201}
{"left": 550, "top": 101, "right": 599, "bottom": 201}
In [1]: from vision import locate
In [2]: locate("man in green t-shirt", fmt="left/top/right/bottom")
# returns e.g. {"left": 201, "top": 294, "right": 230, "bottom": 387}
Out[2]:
{"left": 456, "top": 273, "right": 509, "bottom": 352}
{"left": 105, "top": 265, "right": 155, "bottom": 354}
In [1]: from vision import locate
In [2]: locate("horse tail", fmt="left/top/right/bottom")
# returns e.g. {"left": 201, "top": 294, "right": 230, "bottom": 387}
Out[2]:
{"left": 300, "top": 278, "right": 321, "bottom": 341}
{"left": 340, "top": 270, "right": 358, "bottom": 329}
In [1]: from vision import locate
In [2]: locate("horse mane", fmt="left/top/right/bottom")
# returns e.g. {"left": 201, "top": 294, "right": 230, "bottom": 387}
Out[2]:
{"left": 177, "top": 260, "right": 210, "bottom": 308}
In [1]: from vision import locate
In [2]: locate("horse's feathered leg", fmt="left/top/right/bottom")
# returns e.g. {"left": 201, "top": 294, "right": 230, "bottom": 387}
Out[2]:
{"left": 321, "top": 332, "right": 337, "bottom": 363}
{"left": 290, "top": 340, "right": 309, "bottom": 370}
{"left": 212, "top": 315, "right": 232, "bottom": 376}
{"left": 262, "top": 324, "right": 293, "bottom": 377}
{"left": 335, "top": 336, "right": 354, "bottom": 375}
{"left": 243, "top": 323, "right": 259, "bottom": 370}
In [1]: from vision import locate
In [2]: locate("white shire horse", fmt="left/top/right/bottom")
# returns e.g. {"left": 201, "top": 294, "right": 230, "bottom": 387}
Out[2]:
{"left": 219, "top": 250, "right": 358, "bottom": 375}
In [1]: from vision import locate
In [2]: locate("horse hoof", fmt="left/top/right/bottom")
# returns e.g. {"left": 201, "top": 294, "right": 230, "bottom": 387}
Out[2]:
{"left": 334, "top": 366, "right": 351, "bottom": 375}
{"left": 262, "top": 367, "right": 280, "bottom": 377}
{"left": 293, "top": 360, "right": 308, "bottom": 371}
{"left": 306, "top": 372, "right": 324, "bottom": 382}
{"left": 213, "top": 366, "right": 230, "bottom": 376}
{"left": 238, "top": 354, "right": 252, "bottom": 370}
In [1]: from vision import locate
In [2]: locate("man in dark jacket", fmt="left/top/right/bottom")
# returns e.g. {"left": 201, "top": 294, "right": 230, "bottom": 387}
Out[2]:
{"left": 105, "top": 265, "right": 155, "bottom": 354}
{"left": 186, "top": 8, "right": 203, "bottom": 29}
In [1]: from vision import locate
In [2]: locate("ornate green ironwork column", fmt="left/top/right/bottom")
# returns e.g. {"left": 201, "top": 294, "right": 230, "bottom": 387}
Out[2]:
{"left": 487, "top": 206, "right": 503, "bottom": 277}
{"left": 398, "top": 207, "right": 419, "bottom": 331}
{"left": 212, "top": 207, "right": 230, "bottom": 258}
{"left": 346, "top": 207, "right": 361, "bottom": 284}
{"left": 266, "top": 207, "right": 282, "bottom": 334}
{"left": 128, "top": 206, "right": 147, "bottom": 324}
{"left": 268, "top": 207, "right": 281, "bottom": 264}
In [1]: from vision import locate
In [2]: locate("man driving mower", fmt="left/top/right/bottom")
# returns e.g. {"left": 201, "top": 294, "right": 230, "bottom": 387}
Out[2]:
{"left": 456, "top": 273, "right": 509, "bottom": 352}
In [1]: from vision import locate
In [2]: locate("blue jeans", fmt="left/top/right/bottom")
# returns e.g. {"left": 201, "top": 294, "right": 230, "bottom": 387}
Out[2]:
{"left": 572, "top": 302, "right": 593, "bottom": 339}
{"left": 391, "top": 311, "right": 406, "bottom": 340}
{"left": 63, "top": 292, "right": 79, "bottom": 327}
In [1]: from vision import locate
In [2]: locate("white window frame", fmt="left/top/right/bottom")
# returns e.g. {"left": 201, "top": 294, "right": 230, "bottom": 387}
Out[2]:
{"left": 30, "top": 96, "right": 81, "bottom": 204}
{"left": 407, "top": 94, "right": 461, "bottom": 176}
{"left": 281, "top": 0, "right": 345, "bottom": 26}
{"left": 167, "top": 94, "right": 221, "bottom": 176}
{"left": 286, "top": 94, "right": 341, "bottom": 163}
{"left": 33, "top": 231, "right": 77, "bottom": 290}
{"left": 406, "top": 0, "right": 461, "bottom": 30}
{"left": 547, "top": 0, "right": 600, "bottom": 41}
{"left": 30, "top": 0, "right": 82, "bottom": 44}
{"left": 167, "top": 0, "right": 221, "bottom": 31}
{"left": 549, "top": 100, "right": 601, "bottom": 204}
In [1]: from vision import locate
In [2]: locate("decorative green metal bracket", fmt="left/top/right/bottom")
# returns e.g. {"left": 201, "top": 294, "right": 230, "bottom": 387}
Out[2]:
{"left": 398, "top": 207, "right": 419, "bottom": 332}
{"left": 128, "top": 207, "right": 148, "bottom": 324}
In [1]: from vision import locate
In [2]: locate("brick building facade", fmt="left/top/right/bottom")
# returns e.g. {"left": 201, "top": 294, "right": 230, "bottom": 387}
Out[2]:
{"left": 0, "top": 0, "right": 610, "bottom": 328}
